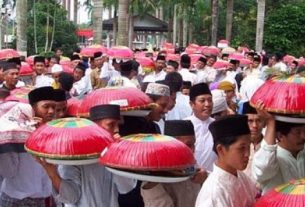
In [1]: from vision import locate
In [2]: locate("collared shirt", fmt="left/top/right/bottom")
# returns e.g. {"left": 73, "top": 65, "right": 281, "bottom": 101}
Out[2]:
{"left": 142, "top": 70, "right": 166, "bottom": 83}
{"left": 0, "top": 152, "right": 52, "bottom": 200}
{"left": 195, "top": 164, "right": 257, "bottom": 207}
{"left": 178, "top": 68, "right": 197, "bottom": 85}
{"left": 34, "top": 74, "right": 54, "bottom": 88}
{"left": 196, "top": 67, "right": 217, "bottom": 84}
{"left": 53, "top": 164, "right": 136, "bottom": 207}
{"left": 166, "top": 92, "right": 192, "bottom": 120}
{"left": 185, "top": 115, "right": 217, "bottom": 172}
{"left": 90, "top": 68, "right": 103, "bottom": 89}
{"left": 252, "top": 140, "right": 305, "bottom": 194}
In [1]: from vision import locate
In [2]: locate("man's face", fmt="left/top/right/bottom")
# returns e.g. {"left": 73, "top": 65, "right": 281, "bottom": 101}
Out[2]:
{"left": 190, "top": 94, "right": 213, "bottom": 121}
{"left": 149, "top": 96, "right": 169, "bottom": 121}
{"left": 52, "top": 72, "right": 61, "bottom": 83}
{"left": 167, "top": 93, "right": 176, "bottom": 111}
{"left": 155, "top": 60, "right": 166, "bottom": 72}
{"left": 224, "top": 89, "right": 236, "bottom": 102}
{"left": 49, "top": 58, "right": 58, "bottom": 67}
{"left": 228, "top": 63, "right": 236, "bottom": 71}
{"left": 207, "top": 57, "right": 216, "bottom": 67}
{"left": 55, "top": 101, "right": 67, "bottom": 119}
{"left": 73, "top": 68, "right": 84, "bottom": 82}
{"left": 253, "top": 61, "right": 260, "bottom": 68}
{"left": 94, "top": 57, "right": 104, "bottom": 68}
{"left": 4, "top": 69, "right": 19, "bottom": 89}
{"left": 34, "top": 62, "right": 46, "bottom": 75}
{"left": 56, "top": 49, "right": 63, "bottom": 57}
{"left": 219, "top": 134, "right": 251, "bottom": 171}
{"left": 95, "top": 118, "right": 120, "bottom": 136}
{"left": 166, "top": 65, "right": 176, "bottom": 73}
{"left": 279, "top": 125, "right": 305, "bottom": 155}
{"left": 246, "top": 114, "right": 265, "bottom": 142}
{"left": 33, "top": 100, "right": 56, "bottom": 123}
{"left": 196, "top": 61, "right": 205, "bottom": 69}
{"left": 72, "top": 60, "right": 81, "bottom": 69}
{"left": 182, "top": 88, "right": 190, "bottom": 96}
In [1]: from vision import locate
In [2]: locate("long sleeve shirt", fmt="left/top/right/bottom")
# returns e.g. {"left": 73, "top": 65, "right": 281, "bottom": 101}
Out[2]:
{"left": 185, "top": 115, "right": 217, "bottom": 172}
{"left": 53, "top": 163, "right": 136, "bottom": 207}
{"left": 195, "top": 165, "right": 257, "bottom": 207}
{"left": 252, "top": 140, "right": 305, "bottom": 194}
{"left": 0, "top": 152, "right": 52, "bottom": 199}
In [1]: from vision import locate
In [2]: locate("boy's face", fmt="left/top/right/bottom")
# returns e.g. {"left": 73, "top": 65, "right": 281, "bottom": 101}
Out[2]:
{"left": 55, "top": 101, "right": 67, "bottom": 119}
{"left": 34, "top": 62, "right": 46, "bottom": 75}
{"left": 176, "top": 135, "right": 195, "bottom": 153}
{"left": 166, "top": 65, "right": 176, "bottom": 73}
{"left": 95, "top": 118, "right": 119, "bottom": 136}
{"left": 219, "top": 134, "right": 251, "bottom": 171}
{"left": 33, "top": 100, "right": 56, "bottom": 123}
{"left": 279, "top": 125, "right": 305, "bottom": 155}
{"left": 73, "top": 68, "right": 84, "bottom": 82}
{"left": 4, "top": 69, "right": 19, "bottom": 88}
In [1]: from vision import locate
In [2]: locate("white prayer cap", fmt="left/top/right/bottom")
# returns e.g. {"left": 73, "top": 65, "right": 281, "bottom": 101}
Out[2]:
{"left": 212, "top": 89, "right": 228, "bottom": 114}
{"left": 51, "top": 64, "right": 63, "bottom": 73}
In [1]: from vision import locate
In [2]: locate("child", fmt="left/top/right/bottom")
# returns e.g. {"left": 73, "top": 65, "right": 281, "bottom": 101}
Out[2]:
{"left": 141, "top": 120, "right": 206, "bottom": 207}
{"left": 51, "top": 64, "right": 63, "bottom": 89}
{"left": 195, "top": 115, "right": 257, "bottom": 207}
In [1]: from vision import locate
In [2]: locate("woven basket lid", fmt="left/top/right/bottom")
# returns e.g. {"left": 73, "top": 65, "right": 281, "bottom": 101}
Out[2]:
{"left": 78, "top": 87, "right": 153, "bottom": 117}
{"left": 25, "top": 118, "right": 112, "bottom": 160}
{"left": 254, "top": 178, "right": 305, "bottom": 207}
{"left": 100, "top": 134, "right": 195, "bottom": 171}
{"left": 250, "top": 74, "right": 305, "bottom": 114}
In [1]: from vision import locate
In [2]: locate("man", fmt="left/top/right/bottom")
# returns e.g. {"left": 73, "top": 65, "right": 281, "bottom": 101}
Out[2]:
{"left": 54, "top": 89, "right": 67, "bottom": 119}
{"left": 241, "top": 102, "right": 265, "bottom": 182}
{"left": 107, "top": 60, "right": 139, "bottom": 88}
{"left": 1, "top": 62, "right": 20, "bottom": 90}
{"left": 71, "top": 54, "right": 81, "bottom": 69}
{"left": 90, "top": 104, "right": 120, "bottom": 138}
{"left": 141, "top": 120, "right": 203, "bottom": 207}
{"left": 38, "top": 104, "right": 136, "bottom": 207}
{"left": 58, "top": 72, "right": 74, "bottom": 100}
{"left": 33, "top": 56, "right": 54, "bottom": 88}
{"left": 185, "top": 83, "right": 217, "bottom": 172}
{"left": 71, "top": 62, "right": 91, "bottom": 98}
{"left": 91, "top": 52, "right": 105, "bottom": 89}
{"left": 194, "top": 56, "right": 207, "bottom": 72}
{"left": 50, "top": 64, "right": 63, "bottom": 89}
{"left": 196, "top": 56, "right": 217, "bottom": 84}
{"left": 271, "top": 53, "right": 288, "bottom": 72}
{"left": 253, "top": 102, "right": 305, "bottom": 194}
{"left": 165, "top": 72, "right": 192, "bottom": 120}
{"left": 217, "top": 81, "right": 237, "bottom": 113}
{"left": 143, "top": 55, "right": 167, "bottom": 83}
{"left": 166, "top": 60, "right": 179, "bottom": 74}
{"left": 195, "top": 115, "right": 257, "bottom": 207}
{"left": 0, "top": 87, "right": 56, "bottom": 206}
{"left": 178, "top": 54, "right": 197, "bottom": 85}
{"left": 211, "top": 89, "right": 228, "bottom": 120}
{"left": 55, "top": 48, "right": 63, "bottom": 59}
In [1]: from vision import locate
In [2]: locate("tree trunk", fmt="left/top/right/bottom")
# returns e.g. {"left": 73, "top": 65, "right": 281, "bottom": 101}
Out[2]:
{"left": 16, "top": 0, "right": 28, "bottom": 56}
{"left": 128, "top": 14, "right": 133, "bottom": 49}
{"left": 172, "top": 4, "right": 177, "bottom": 45}
{"left": 159, "top": 7, "right": 164, "bottom": 20}
{"left": 178, "top": 18, "right": 183, "bottom": 47}
{"left": 45, "top": 0, "right": 50, "bottom": 52}
{"left": 117, "top": 0, "right": 129, "bottom": 46}
{"left": 182, "top": 7, "right": 188, "bottom": 47}
{"left": 113, "top": 7, "right": 117, "bottom": 46}
{"left": 34, "top": 0, "right": 38, "bottom": 53}
{"left": 49, "top": 7, "right": 56, "bottom": 51}
{"left": 74, "top": 0, "right": 78, "bottom": 24}
{"left": 67, "top": 0, "right": 71, "bottom": 20}
{"left": 225, "top": 0, "right": 233, "bottom": 42}
{"left": 255, "top": 0, "right": 266, "bottom": 52}
{"left": 108, "top": 5, "right": 112, "bottom": 19}
{"left": 92, "top": 0, "right": 103, "bottom": 44}
{"left": 211, "top": 0, "right": 219, "bottom": 46}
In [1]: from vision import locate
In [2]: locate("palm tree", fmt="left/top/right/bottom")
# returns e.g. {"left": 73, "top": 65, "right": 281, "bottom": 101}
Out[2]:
{"left": 225, "top": 0, "right": 233, "bottom": 42}
{"left": 255, "top": 0, "right": 265, "bottom": 52}
{"left": 211, "top": 0, "right": 219, "bottom": 46}
{"left": 16, "top": 0, "right": 27, "bottom": 55}
{"left": 117, "top": 0, "right": 129, "bottom": 46}
{"left": 74, "top": 0, "right": 78, "bottom": 24}
{"left": 92, "top": 0, "right": 104, "bottom": 44}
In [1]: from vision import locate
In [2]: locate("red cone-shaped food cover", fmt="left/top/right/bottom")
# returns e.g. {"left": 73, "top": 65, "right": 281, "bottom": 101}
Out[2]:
{"left": 0, "top": 49, "right": 20, "bottom": 60}
{"left": 78, "top": 87, "right": 153, "bottom": 117}
{"left": 250, "top": 74, "right": 305, "bottom": 114}
{"left": 100, "top": 134, "right": 195, "bottom": 171}
{"left": 254, "top": 178, "right": 305, "bottom": 207}
{"left": 66, "top": 98, "right": 82, "bottom": 117}
{"left": 25, "top": 118, "right": 113, "bottom": 160}
{"left": 107, "top": 46, "right": 134, "bottom": 59}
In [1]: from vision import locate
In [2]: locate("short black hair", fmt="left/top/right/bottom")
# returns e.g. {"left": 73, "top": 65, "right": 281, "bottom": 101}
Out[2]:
{"left": 213, "top": 136, "right": 238, "bottom": 155}
{"left": 59, "top": 72, "right": 74, "bottom": 91}
{"left": 275, "top": 121, "right": 303, "bottom": 136}
{"left": 180, "top": 62, "right": 190, "bottom": 69}
{"left": 164, "top": 72, "right": 183, "bottom": 92}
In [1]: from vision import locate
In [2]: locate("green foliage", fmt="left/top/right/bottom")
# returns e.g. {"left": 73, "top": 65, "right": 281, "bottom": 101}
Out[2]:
{"left": 27, "top": 0, "right": 78, "bottom": 56}
{"left": 264, "top": 2, "right": 305, "bottom": 56}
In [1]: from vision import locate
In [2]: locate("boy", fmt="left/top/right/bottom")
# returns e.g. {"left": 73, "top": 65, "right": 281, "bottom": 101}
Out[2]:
{"left": 141, "top": 120, "right": 204, "bottom": 207}
{"left": 195, "top": 115, "right": 257, "bottom": 207}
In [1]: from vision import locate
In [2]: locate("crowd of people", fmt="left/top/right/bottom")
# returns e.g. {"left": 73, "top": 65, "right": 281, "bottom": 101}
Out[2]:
{"left": 0, "top": 44, "right": 304, "bottom": 207}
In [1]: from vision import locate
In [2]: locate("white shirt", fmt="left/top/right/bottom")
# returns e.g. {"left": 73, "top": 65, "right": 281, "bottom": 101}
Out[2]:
{"left": 274, "top": 62, "right": 288, "bottom": 72}
{"left": 195, "top": 164, "right": 257, "bottom": 207}
{"left": 107, "top": 76, "right": 138, "bottom": 88}
{"left": 178, "top": 68, "right": 197, "bottom": 85}
{"left": 185, "top": 115, "right": 217, "bottom": 172}
{"left": 143, "top": 71, "right": 166, "bottom": 83}
{"left": 71, "top": 76, "right": 91, "bottom": 98}
{"left": 196, "top": 67, "right": 217, "bottom": 84}
{"left": 34, "top": 74, "right": 54, "bottom": 88}
{"left": 100, "top": 62, "right": 120, "bottom": 80}
{"left": 166, "top": 92, "right": 192, "bottom": 120}
{"left": 252, "top": 140, "right": 305, "bottom": 194}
